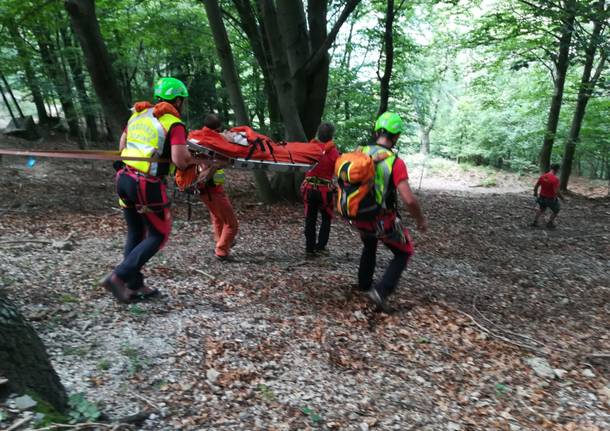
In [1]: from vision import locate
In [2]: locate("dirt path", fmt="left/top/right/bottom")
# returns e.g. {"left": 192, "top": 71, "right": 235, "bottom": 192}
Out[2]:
{"left": 1, "top": 153, "right": 609, "bottom": 430}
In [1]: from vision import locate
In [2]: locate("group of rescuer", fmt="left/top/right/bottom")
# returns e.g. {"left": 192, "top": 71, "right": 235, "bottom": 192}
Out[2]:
{"left": 102, "top": 77, "right": 562, "bottom": 313}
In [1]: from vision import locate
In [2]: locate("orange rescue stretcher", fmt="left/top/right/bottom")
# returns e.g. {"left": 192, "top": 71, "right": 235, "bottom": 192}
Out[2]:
{"left": 187, "top": 126, "right": 322, "bottom": 173}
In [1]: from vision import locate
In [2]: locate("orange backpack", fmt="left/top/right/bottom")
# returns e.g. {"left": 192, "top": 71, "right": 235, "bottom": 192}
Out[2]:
{"left": 335, "top": 151, "right": 379, "bottom": 220}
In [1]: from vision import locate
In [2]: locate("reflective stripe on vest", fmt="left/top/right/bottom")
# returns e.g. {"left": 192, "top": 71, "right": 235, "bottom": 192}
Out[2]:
{"left": 122, "top": 109, "right": 182, "bottom": 176}
{"left": 360, "top": 145, "right": 396, "bottom": 208}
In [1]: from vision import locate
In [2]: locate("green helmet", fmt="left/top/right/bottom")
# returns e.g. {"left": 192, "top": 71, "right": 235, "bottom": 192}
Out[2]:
{"left": 375, "top": 112, "right": 403, "bottom": 134}
{"left": 153, "top": 77, "right": 189, "bottom": 101}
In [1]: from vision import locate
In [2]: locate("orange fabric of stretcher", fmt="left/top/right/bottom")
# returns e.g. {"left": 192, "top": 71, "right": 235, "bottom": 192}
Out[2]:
{"left": 187, "top": 126, "right": 323, "bottom": 164}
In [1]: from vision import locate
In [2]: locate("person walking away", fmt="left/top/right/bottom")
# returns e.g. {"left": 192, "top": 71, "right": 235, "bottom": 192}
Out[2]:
{"left": 197, "top": 114, "right": 239, "bottom": 261}
{"left": 301, "top": 122, "right": 340, "bottom": 257}
{"left": 353, "top": 112, "right": 427, "bottom": 312}
{"left": 103, "top": 77, "right": 201, "bottom": 302}
{"left": 532, "top": 163, "right": 564, "bottom": 229}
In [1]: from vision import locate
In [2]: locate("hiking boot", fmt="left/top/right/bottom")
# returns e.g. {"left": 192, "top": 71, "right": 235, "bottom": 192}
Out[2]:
{"left": 215, "top": 254, "right": 234, "bottom": 262}
{"left": 100, "top": 272, "right": 113, "bottom": 292}
{"left": 131, "top": 286, "right": 161, "bottom": 301}
{"left": 105, "top": 274, "right": 134, "bottom": 304}
{"left": 315, "top": 248, "right": 330, "bottom": 256}
{"left": 366, "top": 287, "right": 394, "bottom": 313}
{"left": 305, "top": 250, "right": 317, "bottom": 259}
{"left": 546, "top": 221, "right": 556, "bottom": 229}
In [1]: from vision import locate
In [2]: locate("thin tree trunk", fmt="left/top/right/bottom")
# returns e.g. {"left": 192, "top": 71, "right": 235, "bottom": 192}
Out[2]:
{"left": 560, "top": 0, "right": 606, "bottom": 190}
{"left": 0, "top": 293, "right": 68, "bottom": 412}
{"left": 539, "top": 0, "right": 576, "bottom": 172}
{"left": 64, "top": 0, "right": 130, "bottom": 141}
{"left": 62, "top": 28, "right": 99, "bottom": 142}
{"left": 7, "top": 23, "right": 49, "bottom": 124}
{"left": 202, "top": 0, "right": 250, "bottom": 125}
{"left": 0, "top": 79, "right": 17, "bottom": 122}
{"left": 202, "top": 0, "right": 273, "bottom": 202}
{"left": 377, "top": 0, "right": 395, "bottom": 117}
{"left": 0, "top": 72, "right": 24, "bottom": 118}
{"left": 341, "top": 12, "right": 358, "bottom": 120}
{"left": 35, "top": 30, "right": 81, "bottom": 138}
{"left": 419, "top": 127, "right": 431, "bottom": 154}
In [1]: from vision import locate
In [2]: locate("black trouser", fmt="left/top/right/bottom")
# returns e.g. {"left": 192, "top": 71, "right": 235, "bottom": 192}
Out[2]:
{"left": 304, "top": 189, "right": 332, "bottom": 253}
{"left": 114, "top": 171, "right": 168, "bottom": 290}
{"left": 358, "top": 235, "right": 409, "bottom": 299}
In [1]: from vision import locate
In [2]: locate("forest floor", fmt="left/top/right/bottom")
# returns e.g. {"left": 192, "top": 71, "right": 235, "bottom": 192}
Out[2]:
{"left": 0, "top": 136, "right": 609, "bottom": 430}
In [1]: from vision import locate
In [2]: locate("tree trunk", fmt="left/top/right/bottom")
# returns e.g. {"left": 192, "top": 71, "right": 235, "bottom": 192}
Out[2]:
{"left": 35, "top": 30, "right": 81, "bottom": 138}
{"left": 64, "top": 0, "right": 130, "bottom": 140}
{"left": 377, "top": 0, "right": 395, "bottom": 118}
{"left": 7, "top": 23, "right": 49, "bottom": 124}
{"left": 202, "top": 0, "right": 273, "bottom": 202}
{"left": 0, "top": 79, "right": 17, "bottom": 122}
{"left": 0, "top": 72, "right": 24, "bottom": 118}
{"left": 341, "top": 12, "right": 358, "bottom": 120}
{"left": 539, "top": 1, "right": 576, "bottom": 172}
{"left": 0, "top": 293, "right": 68, "bottom": 412}
{"left": 225, "top": 0, "right": 360, "bottom": 200}
{"left": 62, "top": 28, "right": 99, "bottom": 142}
{"left": 258, "top": 0, "right": 307, "bottom": 141}
{"left": 232, "top": 0, "right": 281, "bottom": 134}
{"left": 203, "top": 0, "right": 250, "bottom": 126}
{"left": 419, "top": 127, "right": 431, "bottom": 154}
{"left": 257, "top": 0, "right": 308, "bottom": 200}
{"left": 560, "top": 0, "right": 606, "bottom": 190}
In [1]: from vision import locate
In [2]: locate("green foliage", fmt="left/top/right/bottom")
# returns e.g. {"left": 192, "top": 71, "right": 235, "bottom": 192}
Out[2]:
{"left": 97, "top": 359, "right": 111, "bottom": 371}
{"left": 67, "top": 393, "right": 101, "bottom": 423}
{"left": 300, "top": 406, "right": 323, "bottom": 425}
{"left": 494, "top": 382, "right": 511, "bottom": 398}
{"left": 0, "top": 0, "right": 607, "bottom": 183}
{"left": 59, "top": 294, "right": 78, "bottom": 304}
{"left": 29, "top": 395, "right": 69, "bottom": 427}
{"left": 128, "top": 304, "right": 145, "bottom": 316}
{"left": 255, "top": 383, "right": 276, "bottom": 402}
{"left": 121, "top": 344, "right": 150, "bottom": 375}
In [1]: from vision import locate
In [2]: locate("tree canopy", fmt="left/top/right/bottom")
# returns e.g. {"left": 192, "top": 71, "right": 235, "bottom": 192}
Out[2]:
{"left": 0, "top": 0, "right": 608, "bottom": 191}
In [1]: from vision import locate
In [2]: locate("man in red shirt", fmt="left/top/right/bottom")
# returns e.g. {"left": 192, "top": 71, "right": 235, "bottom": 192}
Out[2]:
{"left": 301, "top": 122, "right": 340, "bottom": 257}
{"left": 532, "top": 163, "right": 564, "bottom": 228}
{"left": 353, "top": 112, "right": 427, "bottom": 313}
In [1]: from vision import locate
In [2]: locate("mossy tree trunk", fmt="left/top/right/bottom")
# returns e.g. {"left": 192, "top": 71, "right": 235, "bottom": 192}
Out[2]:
{"left": 0, "top": 293, "right": 67, "bottom": 412}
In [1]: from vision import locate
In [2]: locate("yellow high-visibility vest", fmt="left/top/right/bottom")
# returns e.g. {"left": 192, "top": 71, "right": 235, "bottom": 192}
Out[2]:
{"left": 121, "top": 108, "right": 183, "bottom": 176}
{"left": 212, "top": 169, "right": 225, "bottom": 186}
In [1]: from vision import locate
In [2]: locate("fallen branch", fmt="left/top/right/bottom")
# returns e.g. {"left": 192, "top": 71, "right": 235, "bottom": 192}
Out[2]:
{"left": 473, "top": 296, "right": 547, "bottom": 347}
{"left": 117, "top": 410, "right": 154, "bottom": 425}
{"left": 6, "top": 415, "right": 33, "bottom": 431}
{"left": 587, "top": 352, "right": 610, "bottom": 359}
{"left": 129, "top": 391, "right": 160, "bottom": 411}
{"left": 436, "top": 301, "right": 548, "bottom": 355}
{"left": 30, "top": 421, "right": 117, "bottom": 431}
{"left": 193, "top": 268, "right": 216, "bottom": 280}
{"left": 0, "top": 239, "right": 51, "bottom": 245}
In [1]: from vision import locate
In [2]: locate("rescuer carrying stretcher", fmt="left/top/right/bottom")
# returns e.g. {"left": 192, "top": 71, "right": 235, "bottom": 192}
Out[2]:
{"left": 102, "top": 77, "right": 206, "bottom": 303}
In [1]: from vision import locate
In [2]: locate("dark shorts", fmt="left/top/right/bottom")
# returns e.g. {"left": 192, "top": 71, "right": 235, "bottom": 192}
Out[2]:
{"left": 537, "top": 197, "right": 560, "bottom": 214}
